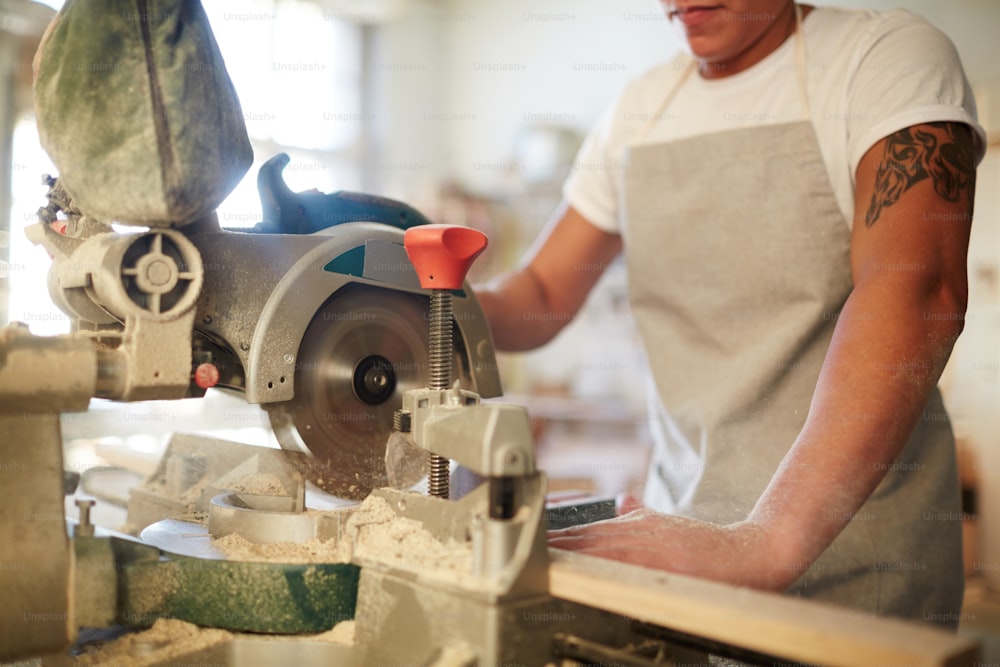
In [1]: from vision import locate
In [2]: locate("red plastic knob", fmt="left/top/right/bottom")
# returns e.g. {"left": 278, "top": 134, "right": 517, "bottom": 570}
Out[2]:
{"left": 404, "top": 225, "right": 488, "bottom": 290}
{"left": 194, "top": 362, "right": 220, "bottom": 389}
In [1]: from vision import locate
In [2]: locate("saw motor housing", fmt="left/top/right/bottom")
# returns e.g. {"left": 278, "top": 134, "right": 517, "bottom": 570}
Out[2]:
{"left": 24, "top": 155, "right": 501, "bottom": 496}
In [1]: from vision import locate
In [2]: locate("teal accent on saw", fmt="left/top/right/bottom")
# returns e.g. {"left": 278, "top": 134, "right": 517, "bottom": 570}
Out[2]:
{"left": 324, "top": 245, "right": 365, "bottom": 276}
{"left": 322, "top": 243, "right": 469, "bottom": 297}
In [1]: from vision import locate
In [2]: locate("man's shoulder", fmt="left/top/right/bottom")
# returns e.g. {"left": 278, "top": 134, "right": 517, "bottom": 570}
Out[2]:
{"left": 809, "top": 5, "right": 938, "bottom": 33}
{"left": 806, "top": 6, "right": 952, "bottom": 62}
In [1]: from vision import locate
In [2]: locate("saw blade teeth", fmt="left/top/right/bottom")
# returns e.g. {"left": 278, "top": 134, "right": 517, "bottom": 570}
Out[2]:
{"left": 266, "top": 284, "right": 471, "bottom": 499}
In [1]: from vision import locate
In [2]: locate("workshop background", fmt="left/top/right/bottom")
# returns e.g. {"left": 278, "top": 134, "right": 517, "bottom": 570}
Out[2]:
{"left": 1, "top": 0, "right": 998, "bottom": 655}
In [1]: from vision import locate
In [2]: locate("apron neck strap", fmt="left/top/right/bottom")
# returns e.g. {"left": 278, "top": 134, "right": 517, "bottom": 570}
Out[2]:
{"left": 793, "top": 2, "right": 810, "bottom": 120}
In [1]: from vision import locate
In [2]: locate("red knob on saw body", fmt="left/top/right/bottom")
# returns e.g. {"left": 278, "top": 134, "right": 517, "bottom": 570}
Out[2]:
{"left": 194, "top": 363, "right": 220, "bottom": 389}
{"left": 404, "top": 225, "right": 488, "bottom": 290}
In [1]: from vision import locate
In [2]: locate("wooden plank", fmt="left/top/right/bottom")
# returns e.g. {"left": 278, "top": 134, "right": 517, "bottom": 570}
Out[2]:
{"left": 548, "top": 550, "right": 979, "bottom": 667}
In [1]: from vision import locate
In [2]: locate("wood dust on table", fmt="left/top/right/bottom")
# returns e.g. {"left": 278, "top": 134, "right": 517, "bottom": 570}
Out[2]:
{"left": 211, "top": 494, "right": 473, "bottom": 578}
{"left": 73, "top": 618, "right": 230, "bottom": 667}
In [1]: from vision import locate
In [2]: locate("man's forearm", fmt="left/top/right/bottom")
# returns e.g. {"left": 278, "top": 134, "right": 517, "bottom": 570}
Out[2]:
{"left": 475, "top": 204, "right": 623, "bottom": 352}
{"left": 747, "top": 274, "right": 965, "bottom": 587}
{"left": 548, "top": 276, "right": 965, "bottom": 591}
{"left": 475, "top": 269, "right": 569, "bottom": 352}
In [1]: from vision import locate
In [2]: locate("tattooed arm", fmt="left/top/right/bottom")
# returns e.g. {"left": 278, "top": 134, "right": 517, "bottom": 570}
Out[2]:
{"left": 865, "top": 122, "right": 976, "bottom": 227}
{"left": 743, "top": 122, "right": 977, "bottom": 582}
{"left": 549, "top": 123, "right": 978, "bottom": 592}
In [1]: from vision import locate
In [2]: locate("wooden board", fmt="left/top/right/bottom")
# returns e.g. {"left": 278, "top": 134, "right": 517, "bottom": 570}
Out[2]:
{"left": 548, "top": 550, "right": 979, "bottom": 667}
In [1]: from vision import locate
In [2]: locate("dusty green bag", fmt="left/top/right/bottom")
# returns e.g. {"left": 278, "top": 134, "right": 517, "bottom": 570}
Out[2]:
{"left": 33, "top": 0, "right": 253, "bottom": 226}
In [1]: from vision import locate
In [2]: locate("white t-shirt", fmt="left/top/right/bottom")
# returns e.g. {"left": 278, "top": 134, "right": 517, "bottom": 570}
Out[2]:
{"left": 564, "top": 6, "right": 986, "bottom": 232}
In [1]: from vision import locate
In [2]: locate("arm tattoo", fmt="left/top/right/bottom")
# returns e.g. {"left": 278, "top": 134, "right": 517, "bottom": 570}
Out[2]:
{"left": 864, "top": 122, "right": 976, "bottom": 228}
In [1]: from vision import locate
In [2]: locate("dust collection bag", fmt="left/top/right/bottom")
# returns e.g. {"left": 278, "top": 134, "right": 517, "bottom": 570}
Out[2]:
{"left": 33, "top": 0, "right": 253, "bottom": 227}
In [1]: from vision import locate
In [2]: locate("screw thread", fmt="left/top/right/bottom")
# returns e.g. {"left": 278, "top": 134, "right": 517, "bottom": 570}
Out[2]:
{"left": 427, "top": 292, "right": 452, "bottom": 391}
{"left": 428, "top": 454, "right": 450, "bottom": 498}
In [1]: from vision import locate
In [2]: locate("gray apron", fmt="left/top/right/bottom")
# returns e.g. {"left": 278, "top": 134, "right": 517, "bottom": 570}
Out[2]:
{"left": 622, "top": 6, "right": 963, "bottom": 626}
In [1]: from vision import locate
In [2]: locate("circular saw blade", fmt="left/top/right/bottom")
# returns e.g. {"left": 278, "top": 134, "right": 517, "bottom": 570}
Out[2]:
{"left": 268, "top": 284, "right": 461, "bottom": 499}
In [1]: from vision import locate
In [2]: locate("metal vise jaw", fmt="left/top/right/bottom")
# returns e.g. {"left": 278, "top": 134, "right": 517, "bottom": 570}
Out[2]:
{"left": 357, "top": 386, "right": 552, "bottom": 665}
{"left": 347, "top": 225, "right": 552, "bottom": 664}
{"left": 398, "top": 383, "right": 547, "bottom": 590}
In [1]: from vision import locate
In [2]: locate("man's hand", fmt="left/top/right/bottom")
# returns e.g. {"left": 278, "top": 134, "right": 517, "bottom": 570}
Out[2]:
{"left": 548, "top": 510, "right": 793, "bottom": 590}
{"left": 615, "top": 492, "right": 644, "bottom": 515}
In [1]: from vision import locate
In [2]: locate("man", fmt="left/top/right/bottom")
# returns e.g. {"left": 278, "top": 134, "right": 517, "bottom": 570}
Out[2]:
{"left": 475, "top": 1, "right": 984, "bottom": 626}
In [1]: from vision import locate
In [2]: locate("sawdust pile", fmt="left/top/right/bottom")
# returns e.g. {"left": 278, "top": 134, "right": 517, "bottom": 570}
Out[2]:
{"left": 213, "top": 532, "right": 349, "bottom": 563}
{"left": 308, "top": 619, "right": 356, "bottom": 645}
{"left": 212, "top": 495, "right": 473, "bottom": 577}
{"left": 74, "top": 618, "right": 356, "bottom": 664}
{"left": 226, "top": 472, "right": 288, "bottom": 495}
{"left": 74, "top": 619, "right": 231, "bottom": 666}
{"left": 348, "top": 495, "right": 473, "bottom": 576}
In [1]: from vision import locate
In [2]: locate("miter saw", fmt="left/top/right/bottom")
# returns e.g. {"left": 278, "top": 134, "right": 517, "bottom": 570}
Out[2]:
{"left": 0, "top": 148, "right": 494, "bottom": 648}
{"left": 3, "top": 2, "right": 630, "bottom": 660}
{"left": 0, "top": 158, "right": 642, "bottom": 665}
{"left": 26, "top": 152, "right": 502, "bottom": 501}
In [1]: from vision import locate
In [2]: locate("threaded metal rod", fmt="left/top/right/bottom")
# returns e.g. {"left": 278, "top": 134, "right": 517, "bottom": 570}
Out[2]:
{"left": 427, "top": 292, "right": 452, "bottom": 391}
{"left": 428, "top": 454, "right": 450, "bottom": 498}
{"left": 427, "top": 291, "right": 452, "bottom": 498}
